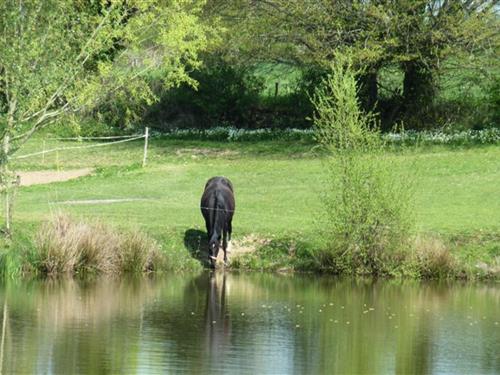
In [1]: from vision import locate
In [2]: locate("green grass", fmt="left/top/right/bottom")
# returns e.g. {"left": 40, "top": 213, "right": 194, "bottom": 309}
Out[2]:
{"left": 252, "top": 63, "right": 302, "bottom": 97}
{"left": 253, "top": 59, "right": 498, "bottom": 103}
{"left": 4, "top": 135, "right": 500, "bottom": 278}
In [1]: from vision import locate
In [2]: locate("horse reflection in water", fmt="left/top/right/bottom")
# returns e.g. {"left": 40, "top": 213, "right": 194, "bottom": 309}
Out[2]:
{"left": 204, "top": 272, "right": 231, "bottom": 359}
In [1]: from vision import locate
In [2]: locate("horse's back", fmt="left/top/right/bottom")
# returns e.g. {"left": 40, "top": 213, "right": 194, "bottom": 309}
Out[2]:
{"left": 204, "top": 176, "right": 234, "bottom": 193}
{"left": 201, "top": 177, "right": 235, "bottom": 218}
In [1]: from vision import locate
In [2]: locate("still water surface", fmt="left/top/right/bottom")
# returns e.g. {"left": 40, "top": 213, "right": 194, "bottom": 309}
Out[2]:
{"left": 0, "top": 273, "right": 498, "bottom": 374}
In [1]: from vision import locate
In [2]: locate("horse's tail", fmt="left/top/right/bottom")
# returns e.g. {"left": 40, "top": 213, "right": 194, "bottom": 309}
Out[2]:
{"left": 215, "top": 191, "right": 231, "bottom": 240}
{"left": 209, "top": 191, "right": 226, "bottom": 243}
{"left": 217, "top": 192, "right": 229, "bottom": 228}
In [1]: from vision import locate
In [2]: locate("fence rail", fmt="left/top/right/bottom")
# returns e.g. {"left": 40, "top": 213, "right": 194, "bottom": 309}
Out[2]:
{"left": 50, "top": 135, "right": 143, "bottom": 141}
{"left": 12, "top": 128, "right": 150, "bottom": 166}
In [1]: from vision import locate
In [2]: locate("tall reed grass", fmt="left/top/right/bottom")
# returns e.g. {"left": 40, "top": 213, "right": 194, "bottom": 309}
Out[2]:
{"left": 33, "top": 215, "right": 164, "bottom": 276}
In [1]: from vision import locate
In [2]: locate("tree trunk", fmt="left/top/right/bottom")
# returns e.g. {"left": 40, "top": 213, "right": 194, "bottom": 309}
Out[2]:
{"left": 402, "top": 61, "right": 436, "bottom": 127}
{"left": 1, "top": 98, "right": 16, "bottom": 237}
{"left": 1, "top": 135, "right": 13, "bottom": 238}
{"left": 358, "top": 70, "right": 378, "bottom": 113}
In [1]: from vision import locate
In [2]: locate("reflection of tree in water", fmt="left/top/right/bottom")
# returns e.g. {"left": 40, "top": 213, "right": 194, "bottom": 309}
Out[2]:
{"left": 0, "top": 278, "right": 159, "bottom": 374}
{"left": 292, "top": 280, "right": 441, "bottom": 374}
{"left": 1, "top": 276, "right": 499, "bottom": 374}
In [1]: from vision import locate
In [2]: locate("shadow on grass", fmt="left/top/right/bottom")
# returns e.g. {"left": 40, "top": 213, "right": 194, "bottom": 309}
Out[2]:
{"left": 184, "top": 228, "right": 210, "bottom": 268}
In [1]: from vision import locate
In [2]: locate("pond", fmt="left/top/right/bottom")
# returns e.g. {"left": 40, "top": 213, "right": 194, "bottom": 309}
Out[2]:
{"left": 0, "top": 273, "right": 498, "bottom": 374}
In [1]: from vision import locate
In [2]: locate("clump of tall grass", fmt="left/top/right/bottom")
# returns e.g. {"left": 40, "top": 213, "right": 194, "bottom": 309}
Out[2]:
{"left": 410, "top": 235, "right": 457, "bottom": 279}
{"left": 312, "top": 54, "right": 414, "bottom": 276}
{"left": 34, "top": 215, "right": 164, "bottom": 276}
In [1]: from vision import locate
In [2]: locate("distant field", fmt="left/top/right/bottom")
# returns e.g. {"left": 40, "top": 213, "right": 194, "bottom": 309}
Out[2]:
{"left": 10, "top": 137, "right": 500, "bottom": 244}
{"left": 253, "top": 60, "right": 497, "bottom": 102}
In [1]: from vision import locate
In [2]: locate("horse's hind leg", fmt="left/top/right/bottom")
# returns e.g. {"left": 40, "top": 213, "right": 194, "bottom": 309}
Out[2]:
{"left": 222, "top": 230, "right": 228, "bottom": 265}
{"left": 227, "top": 221, "right": 232, "bottom": 254}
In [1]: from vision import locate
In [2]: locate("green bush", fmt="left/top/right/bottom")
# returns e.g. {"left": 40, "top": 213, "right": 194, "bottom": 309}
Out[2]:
{"left": 49, "top": 117, "right": 117, "bottom": 138}
{"left": 485, "top": 76, "right": 500, "bottom": 127}
{"left": 145, "top": 56, "right": 316, "bottom": 130}
{"left": 312, "top": 55, "right": 414, "bottom": 276}
{"left": 145, "top": 55, "right": 264, "bottom": 129}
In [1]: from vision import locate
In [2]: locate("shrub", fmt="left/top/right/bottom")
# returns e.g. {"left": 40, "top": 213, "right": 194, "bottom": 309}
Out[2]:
{"left": 484, "top": 76, "right": 500, "bottom": 127}
{"left": 312, "top": 54, "right": 414, "bottom": 276}
{"left": 34, "top": 215, "right": 163, "bottom": 276}
{"left": 49, "top": 117, "right": 117, "bottom": 138}
{"left": 145, "top": 55, "right": 264, "bottom": 129}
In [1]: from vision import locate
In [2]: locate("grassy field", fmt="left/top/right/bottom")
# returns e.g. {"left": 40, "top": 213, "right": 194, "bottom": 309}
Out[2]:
{"left": 5, "top": 135, "right": 500, "bottom": 276}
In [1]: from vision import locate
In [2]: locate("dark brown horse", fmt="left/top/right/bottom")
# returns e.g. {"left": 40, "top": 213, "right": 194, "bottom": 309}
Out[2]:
{"left": 200, "top": 177, "right": 235, "bottom": 267}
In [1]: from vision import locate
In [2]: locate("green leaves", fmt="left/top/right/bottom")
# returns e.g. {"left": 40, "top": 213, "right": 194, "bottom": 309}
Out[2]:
{"left": 312, "top": 53, "right": 414, "bottom": 275}
{"left": 0, "top": 0, "right": 217, "bottom": 154}
{"left": 312, "top": 54, "right": 380, "bottom": 154}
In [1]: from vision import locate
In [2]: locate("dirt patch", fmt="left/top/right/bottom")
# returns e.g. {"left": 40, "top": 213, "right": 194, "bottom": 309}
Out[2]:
{"left": 212, "top": 234, "right": 270, "bottom": 264}
{"left": 230, "top": 234, "right": 271, "bottom": 256}
{"left": 210, "top": 235, "right": 274, "bottom": 268}
{"left": 18, "top": 168, "right": 93, "bottom": 186}
{"left": 183, "top": 229, "right": 271, "bottom": 267}
{"left": 175, "top": 148, "right": 239, "bottom": 158}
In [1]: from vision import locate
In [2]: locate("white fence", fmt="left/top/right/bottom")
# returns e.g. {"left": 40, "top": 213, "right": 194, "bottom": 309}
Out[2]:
{"left": 13, "top": 127, "right": 150, "bottom": 167}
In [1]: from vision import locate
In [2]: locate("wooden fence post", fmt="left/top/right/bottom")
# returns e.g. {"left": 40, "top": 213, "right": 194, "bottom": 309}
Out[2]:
{"left": 142, "top": 127, "right": 149, "bottom": 167}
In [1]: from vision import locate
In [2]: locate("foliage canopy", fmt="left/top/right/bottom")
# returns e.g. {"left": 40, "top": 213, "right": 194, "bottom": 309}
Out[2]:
{"left": 0, "top": 0, "right": 217, "bottom": 158}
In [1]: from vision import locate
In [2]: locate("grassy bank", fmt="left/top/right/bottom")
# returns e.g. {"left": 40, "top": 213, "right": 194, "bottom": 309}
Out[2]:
{"left": 2, "top": 135, "right": 499, "bottom": 279}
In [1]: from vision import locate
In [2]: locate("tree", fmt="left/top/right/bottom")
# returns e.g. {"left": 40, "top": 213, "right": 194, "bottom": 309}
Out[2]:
{"left": 0, "top": 0, "right": 217, "bottom": 235}
{"left": 385, "top": 1, "right": 499, "bottom": 122}
{"left": 311, "top": 53, "right": 413, "bottom": 275}
{"left": 223, "top": 1, "right": 499, "bottom": 123}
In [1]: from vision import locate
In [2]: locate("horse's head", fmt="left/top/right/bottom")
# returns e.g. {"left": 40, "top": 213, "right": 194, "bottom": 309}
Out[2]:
{"left": 208, "top": 239, "right": 220, "bottom": 268}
